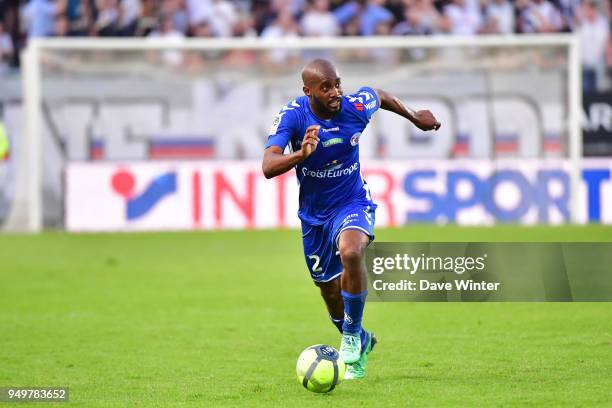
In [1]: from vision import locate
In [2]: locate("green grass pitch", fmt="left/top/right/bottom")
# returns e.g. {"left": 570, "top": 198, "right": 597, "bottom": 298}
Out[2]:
{"left": 1, "top": 226, "right": 612, "bottom": 407}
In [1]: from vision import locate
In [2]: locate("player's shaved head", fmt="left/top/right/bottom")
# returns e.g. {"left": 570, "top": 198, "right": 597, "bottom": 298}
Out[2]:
{"left": 301, "top": 59, "right": 343, "bottom": 118}
{"left": 301, "top": 59, "right": 339, "bottom": 87}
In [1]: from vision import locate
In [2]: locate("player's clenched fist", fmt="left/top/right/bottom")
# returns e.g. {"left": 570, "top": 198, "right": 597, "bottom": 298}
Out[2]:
{"left": 414, "top": 110, "right": 441, "bottom": 131}
{"left": 300, "top": 125, "right": 320, "bottom": 159}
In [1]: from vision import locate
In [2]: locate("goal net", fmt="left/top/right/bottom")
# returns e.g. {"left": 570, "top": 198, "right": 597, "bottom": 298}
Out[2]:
{"left": 5, "top": 35, "right": 582, "bottom": 232}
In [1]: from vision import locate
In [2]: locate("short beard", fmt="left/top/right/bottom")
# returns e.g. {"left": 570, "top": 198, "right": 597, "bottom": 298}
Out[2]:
{"left": 312, "top": 95, "right": 339, "bottom": 116}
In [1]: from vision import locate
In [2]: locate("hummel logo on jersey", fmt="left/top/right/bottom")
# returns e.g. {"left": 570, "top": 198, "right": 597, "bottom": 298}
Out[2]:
{"left": 321, "top": 127, "right": 339, "bottom": 133}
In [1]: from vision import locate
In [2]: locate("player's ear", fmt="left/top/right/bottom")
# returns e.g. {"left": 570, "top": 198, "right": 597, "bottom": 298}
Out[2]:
{"left": 303, "top": 85, "right": 310, "bottom": 97}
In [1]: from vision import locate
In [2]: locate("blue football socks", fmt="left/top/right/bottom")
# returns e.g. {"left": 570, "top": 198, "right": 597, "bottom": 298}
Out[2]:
{"left": 331, "top": 315, "right": 369, "bottom": 350}
{"left": 341, "top": 290, "right": 367, "bottom": 336}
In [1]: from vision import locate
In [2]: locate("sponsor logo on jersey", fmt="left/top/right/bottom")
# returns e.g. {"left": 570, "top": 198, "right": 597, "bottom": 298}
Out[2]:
{"left": 302, "top": 162, "right": 359, "bottom": 179}
{"left": 322, "top": 137, "right": 343, "bottom": 147}
{"left": 350, "top": 132, "right": 361, "bottom": 146}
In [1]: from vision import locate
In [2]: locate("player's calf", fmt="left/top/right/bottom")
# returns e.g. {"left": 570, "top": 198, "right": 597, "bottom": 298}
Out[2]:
{"left": 316, "top": 278, "right": 344, "bottom": 319}
{"left": 337, "top": 230, "right": 370, "bottom": 363}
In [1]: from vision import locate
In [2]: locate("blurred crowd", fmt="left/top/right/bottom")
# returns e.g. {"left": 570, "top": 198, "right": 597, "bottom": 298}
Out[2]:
{"left": 0, "top": 0, "right": 610, "bottom": 89}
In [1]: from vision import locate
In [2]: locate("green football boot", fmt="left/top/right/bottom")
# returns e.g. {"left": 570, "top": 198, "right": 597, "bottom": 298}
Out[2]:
{"left": 339, "top": 333, "right": 361, "bottom": 364}
{"left": 345, "top": 332, "right": 377, "bottom": 380}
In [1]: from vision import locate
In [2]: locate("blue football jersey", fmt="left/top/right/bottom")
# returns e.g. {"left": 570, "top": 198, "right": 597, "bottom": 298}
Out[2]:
{"left": 265, "top": 87, "right": 380, "bottom": 225}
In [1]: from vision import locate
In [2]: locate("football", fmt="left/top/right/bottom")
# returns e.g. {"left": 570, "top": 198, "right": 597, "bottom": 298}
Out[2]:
{"left": 296, "top": 344, "right": 345, "bottom": 393}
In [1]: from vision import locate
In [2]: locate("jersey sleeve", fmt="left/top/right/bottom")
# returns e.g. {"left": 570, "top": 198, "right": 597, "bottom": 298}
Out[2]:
{"left": 265, "top": 107, "right": 297, "bottom": 150}
{"left": 346, "top": 86, "right": 380, "bottom": 123}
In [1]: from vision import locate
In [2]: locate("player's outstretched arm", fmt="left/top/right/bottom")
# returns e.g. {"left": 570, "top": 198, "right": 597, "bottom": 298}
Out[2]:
{"left": 375, "top": 88, "right": 441, "bottom": 131}
{"left": 262, "top": 125, "right": 320, "bottom": 179}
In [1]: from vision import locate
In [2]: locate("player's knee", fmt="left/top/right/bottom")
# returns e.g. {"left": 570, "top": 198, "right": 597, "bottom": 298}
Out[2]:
{"left": 339, "top": 244, "right": 364, "bottom": 265}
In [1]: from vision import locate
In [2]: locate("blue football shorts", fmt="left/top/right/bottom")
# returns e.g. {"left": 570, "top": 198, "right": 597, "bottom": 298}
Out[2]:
{"left": 301, "top": 203, "right": 376, "bottom": 283}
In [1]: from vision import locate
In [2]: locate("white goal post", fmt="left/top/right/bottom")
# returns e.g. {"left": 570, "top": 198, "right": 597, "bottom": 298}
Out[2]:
{"left": 11, "top": 34, "right": 581, "bottom": 232}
